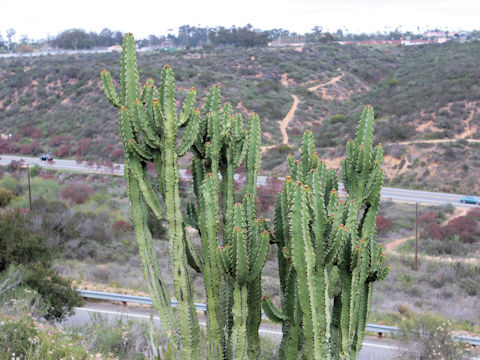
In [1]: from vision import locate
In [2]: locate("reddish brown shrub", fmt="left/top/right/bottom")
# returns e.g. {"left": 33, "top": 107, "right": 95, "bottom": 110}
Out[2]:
{"left": 6, "top": 141, "right": 21, "bottom": 153}
{"left": 18, "top": 126, "right": 36, "bottom": 137}
{"left": 421, "top": 223, "right": 445, "bottom": 240}
{"left": 0, "top": 139, "right": 8, "bottom": 153}
{"left": 8, "top": 160, "right": 23, "bottom": 172}
{"left": 49, "top": 135, "right": 67, "bottom": 147}
{"left": 19, "top": 140, "right": 42, "bottom": 155}
{"left": 445, "top": 216, "right": 478, "bottom": 243}
{"left": 56, "top": 144, "right": 72, "bottom": 157}
{"left": 376, "top": 215, "right": 393, "bottom": 233}
{"left": 111, "top": 148, "right": 124, "bottom": 160}
{"left": 418, "top": 210, "right": 437, "bottom": 225}
{"left": 257, "top": 177, "right": 284, "bottom": 214}
{"left": 467, "top": 208, "right": 480, "bottom": 218}
{"left": 146, "top": 162, "right": 156, "bottom": 176}
{"left": 31, "top": 129, "right": 42, "bottom": 138}
{"left": 60, "top": 183, "right": 95, "bottom": 205}
{"left": 75, "top": 138, "right": 92, "bottom": 157}
{"left": 113, "top": 220, "right": 133, "bottom": 233}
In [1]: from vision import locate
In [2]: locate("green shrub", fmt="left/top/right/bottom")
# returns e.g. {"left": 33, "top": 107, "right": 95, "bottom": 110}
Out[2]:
{"left": 387, "top": 78, "right": 399, "bottom": 87}
{"left": 0, "top": 187, "right": 14, "bottom": 207}
{"left": 0, "top": 315, "right": 91, "bottom": 360}
{"left": 0, "top": 211, "right": 83, "bottom": 320}
{"left": 0, "top": 174, "right": 21, "bottom": 196}
{"left": 21, "top": 264, "right": 83, "bottom": 320}
{"left": 329, "top": 114, "right": 347, "bottom": 124}
{"left": 0, "top": 211, "right": 51, "bottom": 271}
{"left": 30, "top": 177, "right": 61, "bottom": 201}
{"left": 29, "top": 164, "right": 41, "bottom": 177}
{"left": 0, "top": 315, "right": 39, "bottom": 358}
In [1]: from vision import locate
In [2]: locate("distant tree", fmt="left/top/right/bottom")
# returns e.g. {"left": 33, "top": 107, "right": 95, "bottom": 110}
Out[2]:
{"left": 306, "top": 25, "right": 323, "bottom": 42}
{"left": 98, "top": 28, "right": 113, "bottom": 46}
{"left": 208, "top": 24, "right": 270, "bottom": 48}
{"left": 148, "top": 34, "right": 162, "bottom": 46}
{"left": 55, "top": 29, "right": 93, "bottom": 49}
{"left": 113, "top": 31, "right": 123, "bottom": 45}
{"left": 173, "top": 25, "right": 209, "bottom": 48}
{"left": 336, "top": 29, "right": 343, "bottom": 40}
{"left": 89, "top": 31, "right": 99, "bottom": 46}
{"left": 387, "top": 27, "right": 403, "bottom": 40}
{"left": 267, "top": 28, "right": 291, "bottom": 39}
{"left": 6, "top": 28, "right": 15, "bottom": 50}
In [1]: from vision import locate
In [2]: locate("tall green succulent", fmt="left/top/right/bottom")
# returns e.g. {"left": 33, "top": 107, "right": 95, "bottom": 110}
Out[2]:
{"left": 102, "top": 34, "right": 200, "bottom": 359}
{"left": 185, "top": 85, "right": 269, "bottom": 359}
{"left": 264, "top": 105, "right": 390, "bottom": 359}
{"left": 102, "top": 34, "right": 268, "bottom": 360}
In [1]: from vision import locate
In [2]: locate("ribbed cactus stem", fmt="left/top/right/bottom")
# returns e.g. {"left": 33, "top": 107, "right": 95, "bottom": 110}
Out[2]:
{"left": 102, "top": 34, "right": 201, "bottom": 359}
{"left": 271, "top": 105, "right": 389, "bottom": 360}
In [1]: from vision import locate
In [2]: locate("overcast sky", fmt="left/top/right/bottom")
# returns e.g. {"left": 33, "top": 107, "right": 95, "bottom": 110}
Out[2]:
{"left": 1, "top": 0, "right": 479, "bottom": 40}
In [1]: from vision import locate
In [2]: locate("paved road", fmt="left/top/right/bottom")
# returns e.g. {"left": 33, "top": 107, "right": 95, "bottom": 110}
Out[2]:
{"left": 1, "top": 154, "right": 476, "bottom": 207}
{"left": 60, "top": 302, "right": 399, "bottom": 360}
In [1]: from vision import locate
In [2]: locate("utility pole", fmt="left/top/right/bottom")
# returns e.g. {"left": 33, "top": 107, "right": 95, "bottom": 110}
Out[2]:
{"left": 27, "top": 163, "right": 32, "bottom": 211}
{"left": 414, "top": 202, "right": 418, "bottom": 271}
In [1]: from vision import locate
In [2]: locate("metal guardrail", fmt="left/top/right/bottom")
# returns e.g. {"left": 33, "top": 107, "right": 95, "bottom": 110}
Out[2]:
{"left": 79, "top": 290, "right": 479, "bottom": 346}
{"left": 79, "top": 290, "right": 207, "bottom": 313}
{"left": 364, "top": 324, "right": 398, "bottom": 336}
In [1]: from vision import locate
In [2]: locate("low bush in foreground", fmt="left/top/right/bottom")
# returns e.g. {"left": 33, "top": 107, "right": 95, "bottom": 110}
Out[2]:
{"left": 394, "top": 313, "right": 475, "bottom": 359}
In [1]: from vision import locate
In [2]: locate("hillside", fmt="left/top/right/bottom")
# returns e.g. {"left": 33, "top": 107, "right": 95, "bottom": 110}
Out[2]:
{"left": 1, "top": 41, "right": 480, "bottom": 193}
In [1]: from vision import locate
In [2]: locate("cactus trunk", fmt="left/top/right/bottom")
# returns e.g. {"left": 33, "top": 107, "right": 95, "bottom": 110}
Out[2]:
{"left": 264, "top": 106, "right": 389, "bottom": 360}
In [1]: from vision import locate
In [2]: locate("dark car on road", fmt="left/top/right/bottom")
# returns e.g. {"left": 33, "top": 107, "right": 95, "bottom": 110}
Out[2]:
{"left": 460, "top": 195, "right": 480, "bottom": 204}
{"left": 40, "top": 154, "right": 53, "bottom": 161}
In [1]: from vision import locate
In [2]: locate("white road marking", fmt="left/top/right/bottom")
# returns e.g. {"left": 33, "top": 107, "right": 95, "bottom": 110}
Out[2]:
{"left": 362, "top": 342, "right": 398, "bottom": 350}
{"left": 75, "top": 307, "right": 399, "bottom": 349}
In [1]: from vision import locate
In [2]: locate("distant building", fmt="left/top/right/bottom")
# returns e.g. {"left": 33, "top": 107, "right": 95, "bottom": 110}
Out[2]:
{"left": 39, "top": 43, "right": 53, "bottom": 52}
{"left": 269, "top": 35, "right": 305, "bottom": 47}
{"left": 108, "top": 45, "right": 122, "bottom": 52}
{"left": 425, "top": 31, "right": 447, "bottom": 38}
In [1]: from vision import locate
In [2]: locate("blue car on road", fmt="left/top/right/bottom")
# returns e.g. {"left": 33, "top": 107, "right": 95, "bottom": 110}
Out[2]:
{"left": 460, "top": 196, "right": 480, "bottom": 204}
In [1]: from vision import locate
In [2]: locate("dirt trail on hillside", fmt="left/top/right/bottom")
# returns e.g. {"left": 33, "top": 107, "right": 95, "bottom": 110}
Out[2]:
{"left": 278, "top": 94, "right": 299, "bottom": 145}
{"left": 278, "top": 74, "right": 301, "bottom": 145}
{"left": 385, "top": 236, "right": 411, "bottom": 253}
{"left": 261, "top": 71, "right": 350, "bottom": 152}
{"left": 261, "top": 74, "right": 299, "bottom": 152}
{"left": 307, "top": 71, "right": 344, "bottom": 93}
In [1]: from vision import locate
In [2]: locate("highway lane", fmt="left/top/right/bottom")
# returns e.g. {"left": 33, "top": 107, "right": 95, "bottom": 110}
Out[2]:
{"left": 60, "top": 302, "right": 399, "bottom": 360}
{"left": 1, "top": 154, "right": 477, "bottom": 207}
